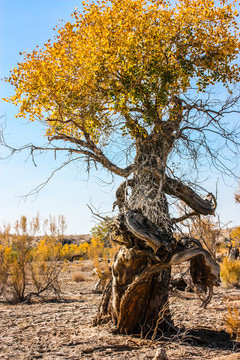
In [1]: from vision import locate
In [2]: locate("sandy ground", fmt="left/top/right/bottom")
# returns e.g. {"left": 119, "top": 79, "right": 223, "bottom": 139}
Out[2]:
{"left": 0, "top": 260, "right": 239, "bottom": 360}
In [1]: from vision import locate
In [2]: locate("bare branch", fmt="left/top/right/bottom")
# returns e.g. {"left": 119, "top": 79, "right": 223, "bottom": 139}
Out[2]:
{"left": 171, "top": 211, "right": 198, "bottom": 224}
{"left": 0, "top": 128, "right": 134, "bottom": 179}
{"left": 86, "top": 204, "right": 107, "bottom": 221}
{"left": 48, "top": 133, "right": 134, "bottom": 177}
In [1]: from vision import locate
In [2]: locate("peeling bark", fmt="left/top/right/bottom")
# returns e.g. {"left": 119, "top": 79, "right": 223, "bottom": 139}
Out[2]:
{"left": 111, "top": 246, "right": 171, "bottom": 334}
{"left": 95, "top": 135, "right": 219, "bottom": 335}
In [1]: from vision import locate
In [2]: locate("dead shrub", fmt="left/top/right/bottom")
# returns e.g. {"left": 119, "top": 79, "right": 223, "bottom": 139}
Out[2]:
{"left": 29, "top": 237, "right": 62, "bottom": 300}
{"left": 71, "top": 273, "right": 86, "bottom": 282}
{"left": 80, "top": 261, "right": 94, "bottom": 272}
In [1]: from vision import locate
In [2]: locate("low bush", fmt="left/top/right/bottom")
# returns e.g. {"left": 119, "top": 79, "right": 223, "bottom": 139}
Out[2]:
{"left": 220, "top": 257, "right": 240, "bottom": 286}
{"left": 0, "top": 215, "right": 63, "bottom": 302}
{"left": 225, "top": 305, "right": 240, "bottom": 342}
{"left": 71, "top": 273, "right": 86, "bottom": 282}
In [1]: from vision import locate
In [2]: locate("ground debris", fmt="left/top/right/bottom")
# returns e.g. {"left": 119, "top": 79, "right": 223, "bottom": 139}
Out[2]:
{"left": 0, "top": 260, "right": 239, "bottom": 360}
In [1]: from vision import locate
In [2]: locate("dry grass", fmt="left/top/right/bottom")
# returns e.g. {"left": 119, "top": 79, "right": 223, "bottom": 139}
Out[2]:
{"left": 0, "top": 259, "right": 238, "bottom": 360}
{"left": 71, "top": 273, "right": 86, "bottom": 282}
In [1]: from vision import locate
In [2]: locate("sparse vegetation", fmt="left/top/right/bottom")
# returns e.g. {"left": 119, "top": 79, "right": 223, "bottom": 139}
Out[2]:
{"left": 0, "top": 215, "right": 64, "bottom": 302}
{"left": 0, "top": 215, "right": 240, "bottom": 358}
{"left": 0, "top": 215, "right": 120, "bottom": 302}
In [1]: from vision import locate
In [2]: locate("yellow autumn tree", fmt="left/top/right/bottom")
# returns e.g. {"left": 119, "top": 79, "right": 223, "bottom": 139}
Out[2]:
{"left": 3, "top": 0, "right": 240, "bottom": 334}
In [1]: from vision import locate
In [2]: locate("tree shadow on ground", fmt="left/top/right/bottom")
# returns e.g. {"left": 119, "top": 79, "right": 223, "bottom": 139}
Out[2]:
{"left": 43, "top": 297, "right": 85, "bottom": 304}
{"left": 0, "top": 297, "right": 85, "bottom": 305}
{"left": 156, "top": 328, "right": 239, "bottom": 351}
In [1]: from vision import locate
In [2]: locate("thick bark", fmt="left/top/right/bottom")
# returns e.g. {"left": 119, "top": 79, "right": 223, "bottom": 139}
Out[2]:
{"left": 96, "top": 136, "right": 175, "bottom": 334}
{"left": 116, "top": 137, "right": 173, "bottom": 333}
{"left": 96, "top": 135, "right": 219, "bottom": 335}
{"left": 95, "top": 234, "right": 220, "bottom": 333}
{"left": 129, "top": 136, "right": 172, "bottom": 231}
{"left": 111, "top": 247, "right": 171, "bottom": 334}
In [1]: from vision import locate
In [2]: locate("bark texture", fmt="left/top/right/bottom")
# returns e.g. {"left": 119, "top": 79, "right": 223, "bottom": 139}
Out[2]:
{"left": 111, "top": 247, "right": 171, "bottom": 334}
{"left": 95, "top": 135, "right": 219, "bottom": 335}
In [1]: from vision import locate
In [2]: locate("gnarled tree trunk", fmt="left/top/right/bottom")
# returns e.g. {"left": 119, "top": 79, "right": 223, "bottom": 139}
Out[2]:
{"left": 111, "top": 247, "right": 171, "bottom": 334}
{"left": 95, "top": 135, "right": 220, "bottom": 335}
{"left": 111, "top": 137, "right": 173, "bottom": 334}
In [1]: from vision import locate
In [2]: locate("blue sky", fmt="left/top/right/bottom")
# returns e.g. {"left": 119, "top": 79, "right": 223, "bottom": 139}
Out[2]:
{"left": 0, "top": 0, "right": 121, "bottom": 234}
{"left": 0, "top": 0, "right": 240, "bottom": 235}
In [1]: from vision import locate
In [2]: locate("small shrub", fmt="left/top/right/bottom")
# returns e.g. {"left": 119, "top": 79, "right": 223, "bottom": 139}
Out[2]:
{"left": 231, "top": 226, "right": 240, "bottom": 245}
{"left": 7, "top": 234, "right": 32, "bottom": 302}
{"left": 60, "top": 243, "right": 79, "bottom": 260}
{"left": 220, "top": 257, "right": 240, "bottom": 286}
{"left": 225, "top": 305, "right": 240, "bottom": 342}
{"left": 29, "top": 238, "right": 62, "bottom": 299}
{"left": 0, "top": 244, "right": 10, "bottom": 296}
{"left": 0, "top": 215, "right": 64, "bottom": 302}
{"left": 80, "top": 262, "right": 94, "bottom": 272}
{"left": 71, "top": 273, "right": 85, "bottom": 282}
{"left": 88, "top": 237, "right": 105, "bottom": 268}
{"left": 89, "top": 218, "right": 120, "bottom": 270}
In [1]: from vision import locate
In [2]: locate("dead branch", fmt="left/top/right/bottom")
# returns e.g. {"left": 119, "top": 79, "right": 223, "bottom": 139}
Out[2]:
{"left": 125, "top": 210, "right": 175, "bottom": 253}
{"left": 113, "top": 178, "right": 135, "bottom": 211}
{"left": 171, "top": 211, "right": 198, "bottom": 224}
{"left": 163, "top": 177, "right": 216, "bottom": 215}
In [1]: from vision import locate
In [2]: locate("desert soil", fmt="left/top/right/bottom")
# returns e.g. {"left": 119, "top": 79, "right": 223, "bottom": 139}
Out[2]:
{"left": 0, "top": 260, "right": 239, "bottom": 360}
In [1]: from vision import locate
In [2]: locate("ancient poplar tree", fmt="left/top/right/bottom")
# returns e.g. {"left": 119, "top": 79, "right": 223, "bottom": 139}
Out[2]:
{"left": 3, "top": 0, "right": 240, "bottom": 334}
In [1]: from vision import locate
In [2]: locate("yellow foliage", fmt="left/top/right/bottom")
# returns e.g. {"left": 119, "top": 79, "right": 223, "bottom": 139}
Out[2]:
{"left": 88, "top": 237, "right": 105, "bottom": 268}
{"left": 3, "top": 0, "right": 240, "bottom": 141}
{"left": 220, "top": 257, "right": 240, "bottom": 286}
{"left": 0, "top": 216, "right": 64, "bottom": 302}
{"left": 78, "top": 241, "right": 90, "bottom": 254}
{"left": 78, "top": 242, "right": 90, "bottom": 259}
{"left": 225, "top": 305, "right": 240, "bottom": 342}
{"left": 231, "top": 227, "right": 240, "bottom": 245}
{"left": 60, "top": 243, "right": 78, "bottom": 259}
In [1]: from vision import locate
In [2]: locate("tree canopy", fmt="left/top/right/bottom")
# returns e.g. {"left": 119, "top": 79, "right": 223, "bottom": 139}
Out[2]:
{"left": 3, "top": 0, "right": 240, "bottom": 179}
